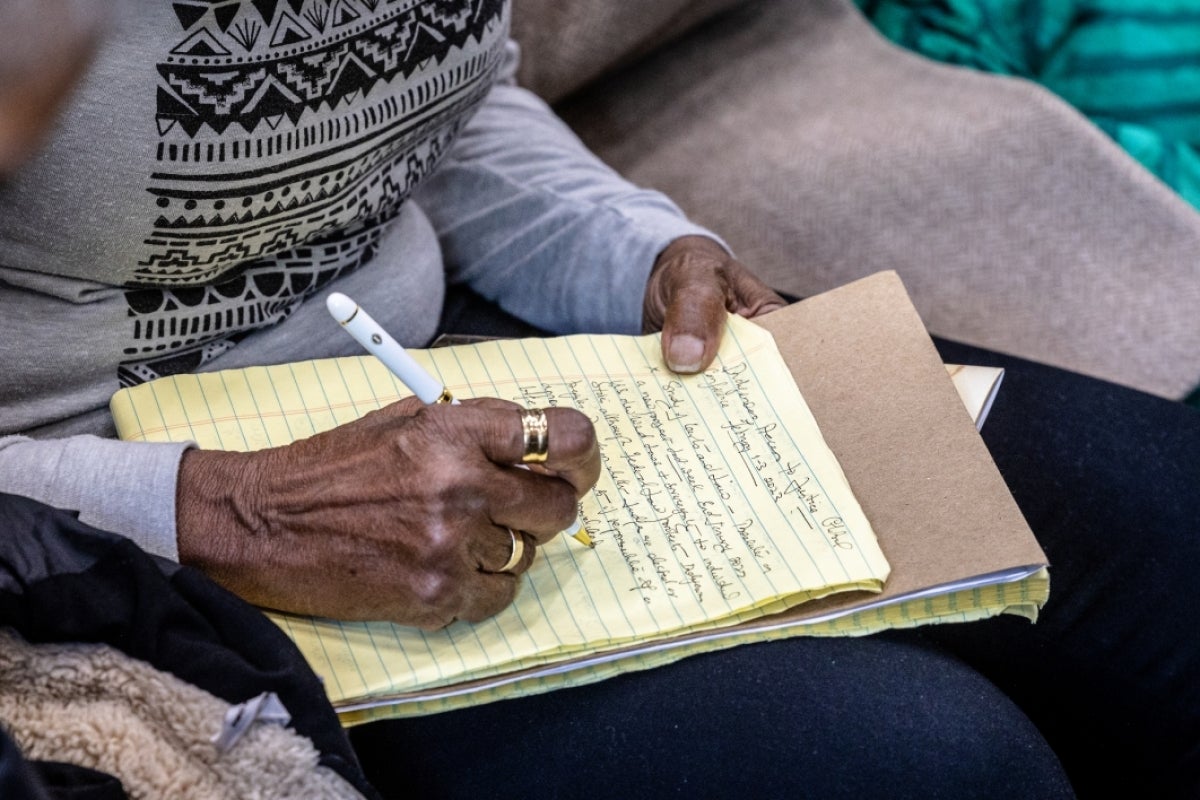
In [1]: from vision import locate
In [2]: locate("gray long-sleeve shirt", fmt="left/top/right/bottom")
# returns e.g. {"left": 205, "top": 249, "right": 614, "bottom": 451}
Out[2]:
{"left": 0, "top": 1, "right": 712, "bottom": 559}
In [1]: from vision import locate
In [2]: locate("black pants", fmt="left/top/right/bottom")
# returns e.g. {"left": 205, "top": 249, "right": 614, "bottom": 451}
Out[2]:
{"left": 349, "top": 290, "right": 1200, "bottom": 799}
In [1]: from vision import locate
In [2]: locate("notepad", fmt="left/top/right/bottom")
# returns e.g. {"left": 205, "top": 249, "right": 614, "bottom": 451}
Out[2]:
{"left": 110, "top": 272, "right": 1048, "bottom": 721}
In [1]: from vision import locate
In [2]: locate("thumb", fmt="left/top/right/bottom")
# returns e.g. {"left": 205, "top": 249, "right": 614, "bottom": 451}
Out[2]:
{"left": 660, "top": 274, "right": 729, "bottom": 374}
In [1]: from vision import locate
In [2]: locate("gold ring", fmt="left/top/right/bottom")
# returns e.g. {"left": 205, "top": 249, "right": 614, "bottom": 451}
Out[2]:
{"left": 520, "top": 408, "right": 549, "bottom": 464}
{"left": 497, "top": 528, "right": 525, "bottom": 574}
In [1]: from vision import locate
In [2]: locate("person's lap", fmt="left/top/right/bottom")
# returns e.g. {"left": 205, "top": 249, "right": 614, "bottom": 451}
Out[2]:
{"left": 349, "top": 632, "right": 1073, "bottom": 799}
{"left": 350, "top": 286, "right": 1199, "bottom": 799}
{"left": 926, "top": 338, "right": 1200, "bottom": 799}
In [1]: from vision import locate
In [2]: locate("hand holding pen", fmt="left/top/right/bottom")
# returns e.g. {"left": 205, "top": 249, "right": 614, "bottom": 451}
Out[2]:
{"left": 174, "top": 298, "right": 600, "bottom": 628}
{"left": 326, "top": 291, "right": 595, "bottom": 547}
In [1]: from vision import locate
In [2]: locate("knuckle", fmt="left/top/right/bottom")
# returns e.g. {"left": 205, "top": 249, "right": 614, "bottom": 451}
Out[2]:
{"left": 373, "top": 396, "right": 425, "bottom": 422}
{"left": 484, "top": 407, "right": 522, "bottom": 454}
{"left": 413, "top": 570, "right": 458, "bottom": 611}
{"left": 427, "top": 468, "right": 491, "bottom": 524}
{"left": 421, "top": 520, "right": 465, "bottom": 562}
{"left": 392, "top": 395, "right": 427, "bottom": 415}
{"left": 405, "top": 405, "right": 452, "bottom": 447}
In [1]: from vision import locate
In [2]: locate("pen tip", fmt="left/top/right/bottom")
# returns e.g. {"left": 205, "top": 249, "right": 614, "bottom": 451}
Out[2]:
{"left": 572, "top": 529, "right": 595, "bottom": 548}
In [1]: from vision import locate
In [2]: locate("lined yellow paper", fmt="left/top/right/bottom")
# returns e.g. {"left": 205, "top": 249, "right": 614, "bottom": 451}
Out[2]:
{"left": 112, "top": 315, "right": 892, "bottom": 710}
{"left": 338, "top": 568, "right": 1049, "bottom": 723}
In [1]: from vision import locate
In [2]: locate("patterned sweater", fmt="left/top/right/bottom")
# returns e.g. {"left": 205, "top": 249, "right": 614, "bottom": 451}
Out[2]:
{"left": 0, "top": 0, "right": 710, "bottom": 557}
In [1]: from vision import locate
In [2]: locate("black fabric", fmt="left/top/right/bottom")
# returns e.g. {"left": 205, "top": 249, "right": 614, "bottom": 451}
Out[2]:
{"left": 926, "top": 338, "right": 1200, "bottom": 800}
{"left": 28, "top": 761, "right": 128, "bottom": 800}
{"left": 440, "top": 282, "right": 552, "bottom": 340}
{"left": 351, "top": 632, "right": 1075, "bottom": 800}
{"left": 0, "top": 493, "right": 381, "bottom": 800}
{"left": 0, "top": 729, "right": 121, "bottom": 800}
{"left": 0, "top": 727, "right": 51, "bottom": 800}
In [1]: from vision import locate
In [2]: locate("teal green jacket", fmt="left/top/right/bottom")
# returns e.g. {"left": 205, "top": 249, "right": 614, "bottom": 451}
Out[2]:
{"left": 857, "top": 0, "right": 1200, "bottom": 211}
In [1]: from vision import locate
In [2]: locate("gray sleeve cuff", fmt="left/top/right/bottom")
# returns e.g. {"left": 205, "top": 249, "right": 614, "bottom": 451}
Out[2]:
{"left": 0, "top": 435, "right": 191, "bottom": 560}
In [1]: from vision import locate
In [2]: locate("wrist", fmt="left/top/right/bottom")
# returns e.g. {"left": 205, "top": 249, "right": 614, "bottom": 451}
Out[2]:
{"left": 176, "top": 448, "right": 265, "bottom": 578}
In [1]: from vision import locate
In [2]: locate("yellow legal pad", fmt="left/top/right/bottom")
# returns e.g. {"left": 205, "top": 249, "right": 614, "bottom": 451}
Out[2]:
{"left": 110, "top": 273, "right": 1048, "bottom": 722}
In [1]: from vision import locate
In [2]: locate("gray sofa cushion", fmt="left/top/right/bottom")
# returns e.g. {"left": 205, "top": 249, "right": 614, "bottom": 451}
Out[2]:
{"left": 551, "top": 0, "right": 1200, "bottom": 398}
{"left": 511, "top": 0, "right": 749, "bottom": 103}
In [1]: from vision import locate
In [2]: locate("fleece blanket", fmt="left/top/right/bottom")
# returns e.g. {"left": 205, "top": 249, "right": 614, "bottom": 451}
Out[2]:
{"left": 0, "top": 631, "right": 364, "bottom": 800}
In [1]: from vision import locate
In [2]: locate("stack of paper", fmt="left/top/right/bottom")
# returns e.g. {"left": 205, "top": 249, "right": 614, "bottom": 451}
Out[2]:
{"left": 110, "top": 272, "right": 1046, "bottom": 722}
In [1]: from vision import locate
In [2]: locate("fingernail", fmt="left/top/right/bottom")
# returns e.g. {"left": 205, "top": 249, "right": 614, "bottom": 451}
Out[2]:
{"left": 667, "top": 335, "right": 705, "bottom": 373}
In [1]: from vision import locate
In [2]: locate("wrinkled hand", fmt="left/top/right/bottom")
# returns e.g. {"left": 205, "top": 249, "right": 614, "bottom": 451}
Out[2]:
{"left": 176, "top": 398, "right": 600, "bottom": 629}
{"left": 643, "top": 235, "right": 787, "bottom": 373}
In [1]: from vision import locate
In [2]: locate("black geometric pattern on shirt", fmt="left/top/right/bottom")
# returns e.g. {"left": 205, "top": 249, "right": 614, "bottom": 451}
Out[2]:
{"left": 157, "top": 0, "right": 503, "bottom": 138}
{"left": 134, "top": 113, "right": 465, "bottom": 286}
{"left": 153, "top": 46, "right": 492, "bottom": 165}
{"left": 122, "top": 0, "right": 506, "bottom": 386}
{"left": 137, "top": 1, "right": 506, "bottom": 287}
{"left": 116, "top": 216, "right": 386, "bottom": 386}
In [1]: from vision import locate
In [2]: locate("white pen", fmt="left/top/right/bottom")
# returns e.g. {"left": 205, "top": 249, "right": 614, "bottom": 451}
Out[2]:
{"left": 326, "top": 291, "right": 593, "bottom": 548}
